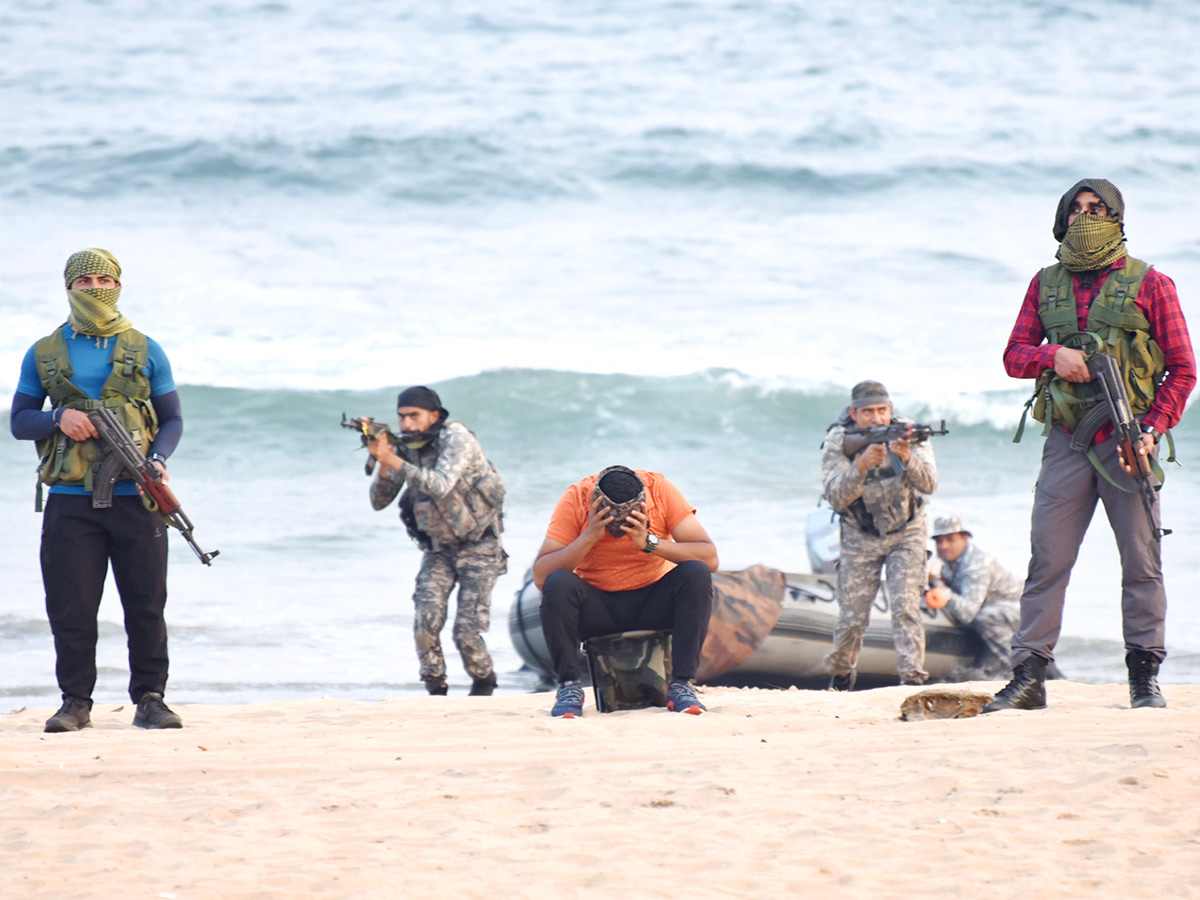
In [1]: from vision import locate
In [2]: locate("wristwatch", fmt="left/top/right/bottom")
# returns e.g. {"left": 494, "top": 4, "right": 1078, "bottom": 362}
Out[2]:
{"left": 1141, "top": 424, "right": 1161, "bottom": 441}
{"left": 643, "top": 532, "right": 660, "bottom": 554}
{"left": 148, "top": 452, "right": 168, "bottom": 467}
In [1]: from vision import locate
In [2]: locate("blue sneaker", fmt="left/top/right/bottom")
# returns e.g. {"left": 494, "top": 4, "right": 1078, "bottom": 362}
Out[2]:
{"left": 666, "top": 680, "right": 706, "bottom": 715}
{"left": 551, "top": 680, "right": 585, "bottom": 718}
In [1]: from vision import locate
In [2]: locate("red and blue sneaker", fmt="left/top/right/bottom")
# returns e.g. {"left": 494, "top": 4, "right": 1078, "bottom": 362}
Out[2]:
{"left": 550, "top": 680, "right": 585, "bottom": 718}
{"left": 666, "top": 680, "right": 706, "bottom": 715}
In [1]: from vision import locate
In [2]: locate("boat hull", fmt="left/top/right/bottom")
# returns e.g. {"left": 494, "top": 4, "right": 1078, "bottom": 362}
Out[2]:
{"left": 508, "top": 567, "right": 984, "bottom": 690}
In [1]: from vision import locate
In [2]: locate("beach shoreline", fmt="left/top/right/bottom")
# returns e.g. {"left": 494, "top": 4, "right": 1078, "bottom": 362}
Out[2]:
{"left": 3, "top": 682, "right": 1196, "bottom": 899}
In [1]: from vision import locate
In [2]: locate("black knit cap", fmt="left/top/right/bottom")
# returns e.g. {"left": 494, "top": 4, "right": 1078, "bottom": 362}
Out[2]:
{"left": 396, "top": 386, "right": 449, "bottom": 421}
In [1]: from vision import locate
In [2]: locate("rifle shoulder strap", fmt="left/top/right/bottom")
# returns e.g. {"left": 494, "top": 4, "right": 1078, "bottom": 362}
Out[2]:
{"left": 1084, "top": 446, "right": 1165, "bottom": 494}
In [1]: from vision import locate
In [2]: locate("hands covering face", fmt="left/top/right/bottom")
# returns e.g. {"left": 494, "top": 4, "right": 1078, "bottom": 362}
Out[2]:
{"left": 587, "top": 494, "right": 648, "bottom": 540}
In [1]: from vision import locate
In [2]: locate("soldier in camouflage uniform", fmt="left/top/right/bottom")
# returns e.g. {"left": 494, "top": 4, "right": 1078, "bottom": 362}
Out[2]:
{"left": 927, "top": 515, "right": 1021, "bottom": 680}
{"left": 367, "top": 386, "right": 507, "bottom": 696}
{"left": 821, "top": 381, "right": 938, "bottom": 689}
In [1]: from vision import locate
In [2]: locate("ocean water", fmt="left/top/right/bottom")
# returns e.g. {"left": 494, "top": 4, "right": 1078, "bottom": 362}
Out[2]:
{"left": 3, "top": 0, "right": 1200, "bottom": 709}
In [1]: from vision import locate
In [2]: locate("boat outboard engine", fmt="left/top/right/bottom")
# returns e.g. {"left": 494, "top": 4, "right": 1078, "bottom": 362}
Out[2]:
{"left": 806, "top": 506, "right": 840, "bottom": 575}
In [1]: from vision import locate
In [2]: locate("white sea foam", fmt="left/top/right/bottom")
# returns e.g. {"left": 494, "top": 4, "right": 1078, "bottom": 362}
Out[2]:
{"left": 3, "top": 0, "right": 1199, "bottom": 706}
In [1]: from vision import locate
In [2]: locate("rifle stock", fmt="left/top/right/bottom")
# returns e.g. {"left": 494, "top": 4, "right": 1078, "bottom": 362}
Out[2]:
{"left": 87, "top": 407, "right": 220, "bottom": 565}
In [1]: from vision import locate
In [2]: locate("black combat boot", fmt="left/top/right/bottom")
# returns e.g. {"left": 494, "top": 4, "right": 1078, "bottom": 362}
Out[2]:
{"left": 982, "top": 656, "right": 1047, "bottom": 713}
{"left": 827, "top": 670, "right": 857, "bottom": 692}
{"left": 1127, "top": 650, "right": 1167, "bottom": 709}
{"left": 469, "top": 673, "right": 497, "bottom": 696}
{"left": 424, "top": 677, "right": 449, "bottom": 696}
{"left": 45, "top": 696, "right": 93, "bottom": 733}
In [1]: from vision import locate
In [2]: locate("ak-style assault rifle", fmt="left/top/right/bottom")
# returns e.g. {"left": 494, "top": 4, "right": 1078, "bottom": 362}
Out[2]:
{"left": 1070, "top": 352, "right": 1171, "bottom": 542}
{"left": 88, "top": 407, "right": 219, "bottom": 565}
{"left": 340, "top": 414, "right": 419, "bottom": 475}
{"left": 842, "top": 420, "right": 949, "bottom": 458}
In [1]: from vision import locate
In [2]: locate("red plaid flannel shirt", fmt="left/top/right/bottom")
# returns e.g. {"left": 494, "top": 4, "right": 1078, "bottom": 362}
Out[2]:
{"left": 1003, "top": 257, "right": 1196, "bottom": 434}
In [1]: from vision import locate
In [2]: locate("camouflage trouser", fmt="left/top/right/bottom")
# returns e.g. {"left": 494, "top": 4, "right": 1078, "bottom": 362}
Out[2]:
{"left": 969, "top": 604, "right": 1019, "bottom": 679}
{"left": 824, "top": 516, "right": 929, "bottom": 683}
{"left": 412, "top": 534, "right": 506, "bottom": 682}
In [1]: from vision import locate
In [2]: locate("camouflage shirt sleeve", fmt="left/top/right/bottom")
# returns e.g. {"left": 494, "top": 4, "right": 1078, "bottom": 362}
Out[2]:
{"left": 402, "top": 421, "right": 481, "bottom": 500}
{"left": 821, "top": 427, "right": 868, "bottom": 511}
{"left": 369, "top": 467, "right": 404, "bottom": 511}
{"left": 903, "top": 437, "right": 938, "bottom": 495}
{"left": 940, "top": 545, "right": 989, "bottom": 626}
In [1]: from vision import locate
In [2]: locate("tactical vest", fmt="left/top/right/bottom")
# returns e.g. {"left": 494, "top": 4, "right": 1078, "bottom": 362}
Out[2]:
{"left": 1029, "top": 257, "right": 1164, "bottom": 432}
{"left": 400, "top": 423, "right": 505, "bottom": 551}
{"left": 831, "top": 420, "right": 922, "bottom": 537}
{"left": 32, "top": 327, "right": 158, "bottom": 493}
{"left": 841, "top": 459, "right": 921, "bottom": 537}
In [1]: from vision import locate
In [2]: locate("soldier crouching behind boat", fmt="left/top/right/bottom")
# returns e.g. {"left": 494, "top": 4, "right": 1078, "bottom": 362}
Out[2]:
{"left": 366, "top": 386, "right": 507, "bottom": 696}
{"left": 926, "top": 515, "right": 1021, "bottom": 680}
{"left": 821, "top": 380, "right": 939, "bottom": 690}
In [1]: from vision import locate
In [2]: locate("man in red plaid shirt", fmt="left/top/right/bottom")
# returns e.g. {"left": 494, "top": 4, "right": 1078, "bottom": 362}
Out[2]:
{"left": 985, "top": 178, "right": 1195, "bottom": 714}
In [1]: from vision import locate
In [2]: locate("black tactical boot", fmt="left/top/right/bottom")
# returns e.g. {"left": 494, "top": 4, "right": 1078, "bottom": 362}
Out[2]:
{"left": 45, "top": 696, "right": 93, "bottom": 733}
{"left": 982, "top": 656, "right": 1047, "bottom": 713}
{"left": 132, "top": 693, "right": 183, "bottom": 729}
{"left": 424, "top": 677, "right": 448, "bottom": 696}
{"left": 1127, "top": 650, "right": 1167, "bottom": 709}
{"left": 469, "top": 673, "right": 497, "bottom": 696}
{"left": 827, "top": 670, "right": 857, "bottom": 692}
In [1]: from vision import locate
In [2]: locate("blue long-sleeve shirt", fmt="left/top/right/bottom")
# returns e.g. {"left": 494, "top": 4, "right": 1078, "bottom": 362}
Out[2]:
{"left": 10, "top": 324, "right": 182, "bottom": 496}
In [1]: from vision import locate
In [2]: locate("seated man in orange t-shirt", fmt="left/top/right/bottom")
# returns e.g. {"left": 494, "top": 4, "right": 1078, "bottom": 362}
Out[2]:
{"left": 533, "top": 465, "right": 719, "bottom": 718}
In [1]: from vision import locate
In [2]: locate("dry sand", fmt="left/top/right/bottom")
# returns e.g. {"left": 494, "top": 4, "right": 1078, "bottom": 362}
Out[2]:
{"left": 2, "top": 682, "right": 1198, "bottom": 900}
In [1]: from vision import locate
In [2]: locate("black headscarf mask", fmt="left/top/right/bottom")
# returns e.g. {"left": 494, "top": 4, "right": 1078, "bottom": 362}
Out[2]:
{"left": 396, "top": 385, "right": 448, "bottom": 448}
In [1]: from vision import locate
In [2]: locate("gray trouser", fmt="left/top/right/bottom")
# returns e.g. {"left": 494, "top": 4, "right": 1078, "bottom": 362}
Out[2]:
{"left": 1013, "top": 426, "right": 1167, "bottom": 666}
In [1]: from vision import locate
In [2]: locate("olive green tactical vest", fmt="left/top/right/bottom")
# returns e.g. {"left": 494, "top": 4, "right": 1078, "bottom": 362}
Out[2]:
{"left": 1031, "top": 257, "right": 1164, "bottom": 432}
{"left": 33, "top": 327, "right": 158, "bottom": 492}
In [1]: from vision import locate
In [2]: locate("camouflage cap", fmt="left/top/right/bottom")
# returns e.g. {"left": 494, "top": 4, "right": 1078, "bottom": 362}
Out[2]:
{"left": 931, "top": 515, "right": 972, "bottom": 539}
{"left": 64, "top": 248, "right": 121, "bottom": 288}
{"left": 850, "top": 380, "right": 890, "bottom": 408}
{"left": 593, "top": 465, "right": 645, "bottom": 538}
{"left": 1053, "top": 178, "right": 1125, "bottom": 242}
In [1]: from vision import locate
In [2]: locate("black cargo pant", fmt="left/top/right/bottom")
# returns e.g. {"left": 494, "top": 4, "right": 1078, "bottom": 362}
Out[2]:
{"left": 40, "top": 494, "right": 170, "bottom": 703}
{"left": 539, "top": 560, "right": 713, "bottom": 683}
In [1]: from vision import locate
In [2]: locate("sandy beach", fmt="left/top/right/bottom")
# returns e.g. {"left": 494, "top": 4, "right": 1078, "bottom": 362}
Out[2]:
{"left": 2, "top": 682, "right": 1197, "bottom": 900}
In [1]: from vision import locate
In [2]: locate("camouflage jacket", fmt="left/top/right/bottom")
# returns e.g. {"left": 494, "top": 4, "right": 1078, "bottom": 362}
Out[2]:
{"left": 935, "top": 541, "right": 1021, "bottom": 627}
{"left": 821, "top": 418, "right": 938, "bottom": 537}
{"left": 370, "top": 420, "right": 504, "bottom": 550}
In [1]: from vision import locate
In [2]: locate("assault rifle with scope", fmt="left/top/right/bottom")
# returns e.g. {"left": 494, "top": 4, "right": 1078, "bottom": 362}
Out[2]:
{"left": 841, "top": 420, "right": 949, "bottom": 459}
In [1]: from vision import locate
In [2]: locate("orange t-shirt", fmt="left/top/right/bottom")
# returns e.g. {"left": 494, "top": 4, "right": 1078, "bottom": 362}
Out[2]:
{"left": 545, "top": 471, "right": 698, "bottom": 592}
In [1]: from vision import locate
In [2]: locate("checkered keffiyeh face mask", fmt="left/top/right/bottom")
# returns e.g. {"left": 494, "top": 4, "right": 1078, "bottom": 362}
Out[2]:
{"left": 1056, "top": 214, "right": 1126, "bottom": 273}
{"left": 63, "top": 248, "right": 130, "bottom": 338}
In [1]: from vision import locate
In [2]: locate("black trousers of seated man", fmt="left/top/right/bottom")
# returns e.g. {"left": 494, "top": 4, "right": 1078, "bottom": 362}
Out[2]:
{"left": 40, "top": 494, "right": 170, "bottom": 704}
{"left": 539, "top": 560, "right": 713, "bottom": 684}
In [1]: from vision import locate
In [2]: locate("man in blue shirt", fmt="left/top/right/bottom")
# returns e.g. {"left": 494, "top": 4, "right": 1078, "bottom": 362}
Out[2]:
{"left": 10, "top": 248, "right": 186, "bottom": 732}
